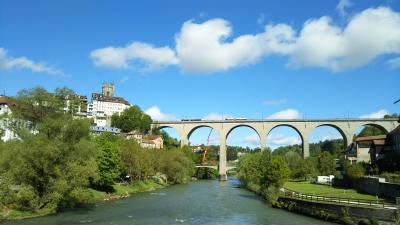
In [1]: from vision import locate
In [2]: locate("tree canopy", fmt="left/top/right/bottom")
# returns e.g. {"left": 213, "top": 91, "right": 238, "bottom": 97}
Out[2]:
{"left": 111, "top": 105, "right": 152, "bottom": 133}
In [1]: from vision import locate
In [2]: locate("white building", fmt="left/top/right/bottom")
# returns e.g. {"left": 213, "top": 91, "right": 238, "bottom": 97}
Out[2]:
{"left": 89, "top": 82, "right": 130, "bottom": 127}
{"left": 0, "top": 96, "right": 18, "bottom": 142}
{"left": 63, "top": 95, "right": 89, "bottom": 118}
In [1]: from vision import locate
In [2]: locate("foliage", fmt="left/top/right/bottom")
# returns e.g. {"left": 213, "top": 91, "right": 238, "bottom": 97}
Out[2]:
{"left": 159, "top": 130, "right": 180, "bottom": 149}
{"left": 93, "top": 133, "right": 123, "bottom": 191}
{"left": 162, "top": 148, "right": 195, "bottom": 184}
{"left": 0, "top": 86, "right": 199, "bottom": 217}
{"left": 9, "top": 87, "right": 77, "bottom": 126}
{"left": 289, "top": 157, "right": 318, "bottom": 180}
{"left": 0, "top": 116, "right": 98, "bottom": 212}
{"left": 356, "top": 125, "right": 386, "bottom": 139}
{"left": 120, "top": 140, "right": 157, "bottom": 182}
{"left": 344, "top": 163, "right": 365, "bottom": 180}
{"left": 238, "top": 150, "right": 290, "bottom": 201}
{"left": 317, "top": 151, "right": 337, "bottom": 176}
{"left": 111, "top": 105, "right": 152, "bottom": 133}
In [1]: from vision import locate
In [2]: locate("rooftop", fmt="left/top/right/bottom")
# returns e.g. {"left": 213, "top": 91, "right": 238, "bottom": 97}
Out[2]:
{"left": 92, "top": 93, "right": 130, "bottom": 105}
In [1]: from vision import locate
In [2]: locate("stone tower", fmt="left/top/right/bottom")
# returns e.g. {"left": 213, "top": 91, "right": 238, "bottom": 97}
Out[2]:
{"left": 102, "top": 82, "right": 114, "bottom": 97}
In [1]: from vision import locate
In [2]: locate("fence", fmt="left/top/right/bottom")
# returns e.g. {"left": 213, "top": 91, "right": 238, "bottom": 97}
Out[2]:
{"left": 281, "top": 188, "right": 396, "bottom": 209}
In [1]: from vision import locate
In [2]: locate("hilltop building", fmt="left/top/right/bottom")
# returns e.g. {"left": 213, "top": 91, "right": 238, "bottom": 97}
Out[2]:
{"left": 88, "top": 82, "right": 131, "bottom": 126}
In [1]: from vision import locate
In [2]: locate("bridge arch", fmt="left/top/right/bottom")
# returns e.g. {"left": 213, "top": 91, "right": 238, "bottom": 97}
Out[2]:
{"left": 266, "top": 124, "right": 304, "bottom": 155}
{"left": 225, "top": 124, "right": 261, "bottom": 143}
{"left": 356, "top": 123, "right": 389, "bottom": 135}
{"left": 187, "top": 125, "right": 221, "bottom": 142}
{"left": 154, "top": 125, "right": 184, "bottom": 146}
{"left": 308, "top": 124, "right": 347, "bottom": 156}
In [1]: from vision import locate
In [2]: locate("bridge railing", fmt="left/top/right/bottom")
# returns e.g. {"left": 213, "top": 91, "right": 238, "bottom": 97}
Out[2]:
{"left": 281, "top": 188, "right": 396, "bottom": 209}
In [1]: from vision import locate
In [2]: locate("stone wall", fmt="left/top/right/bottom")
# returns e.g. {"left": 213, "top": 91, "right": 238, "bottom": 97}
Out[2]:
{"left": 277, "top": 197, "right": 397, "bottom": 223}
{"left": 351, "top": 177, "right": 400, "bottom": 199}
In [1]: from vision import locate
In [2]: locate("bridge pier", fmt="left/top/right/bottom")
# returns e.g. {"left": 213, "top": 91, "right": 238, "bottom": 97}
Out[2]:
{"left": 218, "top": 137, "right": 227, "bottom": 181}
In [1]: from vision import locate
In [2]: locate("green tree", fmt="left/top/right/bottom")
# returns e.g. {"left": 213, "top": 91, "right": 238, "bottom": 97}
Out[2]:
{"left": 345, "top": 163, "right": 365, "bottom": 180}
{"left": 120, "top": 140, "right": 156, "bottom": 181}
{"left": 0, "top": 116, "right": 98, "bottom": 212}
{"left": 290, "top": 157, "right": 318, "bottom": 180}
{"left": 162, "top": 148, "right": 194, "bottom": 184}
{"left": 111, "top": 105, "right": 152, "bottom": 133}
{"left": 317, "top": 151, "right": 336, "bottom": 176}
{"left": 93, "top": 133, "right": 122, "bottom": 191}
{"left": 356, "top": 125, "right": 386, "bottom": 138}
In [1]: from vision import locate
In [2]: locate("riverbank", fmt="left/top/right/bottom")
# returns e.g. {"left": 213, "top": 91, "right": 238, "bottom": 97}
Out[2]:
{"left": 238, "top": 179, "right": 398, "bottom": 224}
{"left": 0, "top": 180, "right": 168, "bottom": 221}
{"left": 1, "top": 178, "right": 334, "bottom": 225}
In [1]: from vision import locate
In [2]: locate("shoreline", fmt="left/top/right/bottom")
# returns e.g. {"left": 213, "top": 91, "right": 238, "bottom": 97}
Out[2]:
{"left": 0, "top": 180, "right": 170, "bottom": 222}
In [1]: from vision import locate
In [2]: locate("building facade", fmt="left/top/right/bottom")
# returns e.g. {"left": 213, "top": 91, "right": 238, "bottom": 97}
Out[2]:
{"left": 89, "top": 82, "right": 130, "bottom": 126}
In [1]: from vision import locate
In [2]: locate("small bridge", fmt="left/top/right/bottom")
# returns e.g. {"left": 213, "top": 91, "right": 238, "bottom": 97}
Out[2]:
{"left": 153, "top": 118, "right": 399, "bottom": 180}
{"left": 195, "top": 165, "right": 237, "bottom": 171}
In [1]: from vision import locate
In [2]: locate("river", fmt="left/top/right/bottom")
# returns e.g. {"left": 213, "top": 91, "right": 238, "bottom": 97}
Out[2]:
{"left": 3, "top": 178, "right": 334, "bottom": 225}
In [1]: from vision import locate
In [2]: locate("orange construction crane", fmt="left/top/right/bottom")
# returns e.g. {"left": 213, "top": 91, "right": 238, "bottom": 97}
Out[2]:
{"left": 200, "top": 128, "right": 213, "bottom": 165}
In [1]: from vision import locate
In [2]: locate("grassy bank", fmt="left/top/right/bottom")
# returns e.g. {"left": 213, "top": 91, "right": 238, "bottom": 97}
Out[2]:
{"left": 284, "top": 181, "right": 381, "bottom": 200}
{"left": 0, "top": 180, "right": 168, "bottom": 221}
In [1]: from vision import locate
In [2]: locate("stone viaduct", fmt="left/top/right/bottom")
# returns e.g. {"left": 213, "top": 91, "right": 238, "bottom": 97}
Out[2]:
{"left": 152, "top": 118, "right": 399, "bottom": 180}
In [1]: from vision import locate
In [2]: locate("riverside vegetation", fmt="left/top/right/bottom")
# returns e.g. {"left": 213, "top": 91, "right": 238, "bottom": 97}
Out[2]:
{"left": 0, "top": 87, "right": 195, "bottom": 221}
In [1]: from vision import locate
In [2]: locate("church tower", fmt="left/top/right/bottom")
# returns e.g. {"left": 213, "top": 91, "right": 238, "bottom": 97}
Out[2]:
{"left": 102, "top": 81, "right": 114, "bottom": 97}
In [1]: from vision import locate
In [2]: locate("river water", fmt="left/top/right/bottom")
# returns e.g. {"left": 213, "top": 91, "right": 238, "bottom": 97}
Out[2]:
{"left": 3, "top": 178, "right": 333, "bottom": 225}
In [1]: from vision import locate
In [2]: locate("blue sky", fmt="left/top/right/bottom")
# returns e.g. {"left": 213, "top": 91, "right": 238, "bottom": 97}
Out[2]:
{"left": 1, "top": 0, "right": 399, "bottom": 148}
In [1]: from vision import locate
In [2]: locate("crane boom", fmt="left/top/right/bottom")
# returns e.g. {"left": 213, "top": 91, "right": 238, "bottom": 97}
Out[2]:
{"left": 200, "top": 128, "right": 213, "bottom": 165}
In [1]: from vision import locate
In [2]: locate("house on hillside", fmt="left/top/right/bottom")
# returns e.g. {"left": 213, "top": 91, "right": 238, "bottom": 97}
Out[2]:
{"left": 345, "top": 135, "right": 390, "bottom": 164}
{"left": 124, "top": 131, "right": 163, "bottom": 149}
{"left": 141, "top": 135, "right": 163, "bottom": 149}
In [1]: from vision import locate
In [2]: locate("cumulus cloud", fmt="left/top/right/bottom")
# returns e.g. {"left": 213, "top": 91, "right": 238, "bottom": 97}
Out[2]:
{"left": 0, "top": 48, "right": 63, "bottom": 76}
{"left": 268, "top": 134, "right": 302, "bottom": 146}
{"left": 337, "top": 0, "right": 353, "bottom": 17}
{"left": 387, "top": 57, "right": 400, "bottom": 69}
{"left": 202, "top": 113, "right": 232, "bottom": 120}
{"left": 289, "top": 7, "right": 400, "bottom": 71}
{"left": 145, "top": 106, "right": 177, "bottom": 121}
{"left": 359, "top": 109, "right": 390, "bottom": 119}
{"left": 90, "top": 42, "right": 178, "bottom": 70}
{"left": 90, "top": 7, "right": 400, "bottom": 73}
{"left": 263, "top": 98, "right": 287, "bottom": 106}
{"left": 267, "top": 109, "right": 302, "bottom": 119}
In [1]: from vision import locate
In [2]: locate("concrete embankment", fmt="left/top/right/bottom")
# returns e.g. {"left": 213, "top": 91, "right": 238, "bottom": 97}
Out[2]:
{"left": 276, "top": 197, "right": 398, "bottom": 224}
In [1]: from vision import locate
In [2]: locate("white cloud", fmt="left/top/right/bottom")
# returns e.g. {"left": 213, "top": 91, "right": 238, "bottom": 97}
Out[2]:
{"left": 337, "top": 0, "right": 353, "bottom": 17}
{"left": 387, "top": 57, "right": 400, "bottom": 69}
{"left": 359, "top": 109, "right": 390, "bottom": 119}
{"left": 267, "top": 109, "right": 302, "bottom": 119}
{"left": 267, "top": 134, "right": 301, "bottom": 146}
{"left": 203, "top": 113, "right": 232, "bottom": 120}
{"left": 90, "top": 42, "right": 178, "bottom": 70}
{"left": 145, "top": 106, "right": 177, "bottom": 121}
{"left": 0, "top": 48, "right": 63, "bottom": 76}
{"left": 263, "top": 98, "right": 287, "bottom": 106}
{"left": 90, "top": 7, "right": 400, "bottom": 73}
{"left": 289, "top": 7, "right": 400, "bottom": 71}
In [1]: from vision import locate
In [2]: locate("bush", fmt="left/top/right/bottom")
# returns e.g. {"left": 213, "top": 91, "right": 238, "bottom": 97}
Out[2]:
{"left": 345, "top": 163, "right": 365, "bottom": 180}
